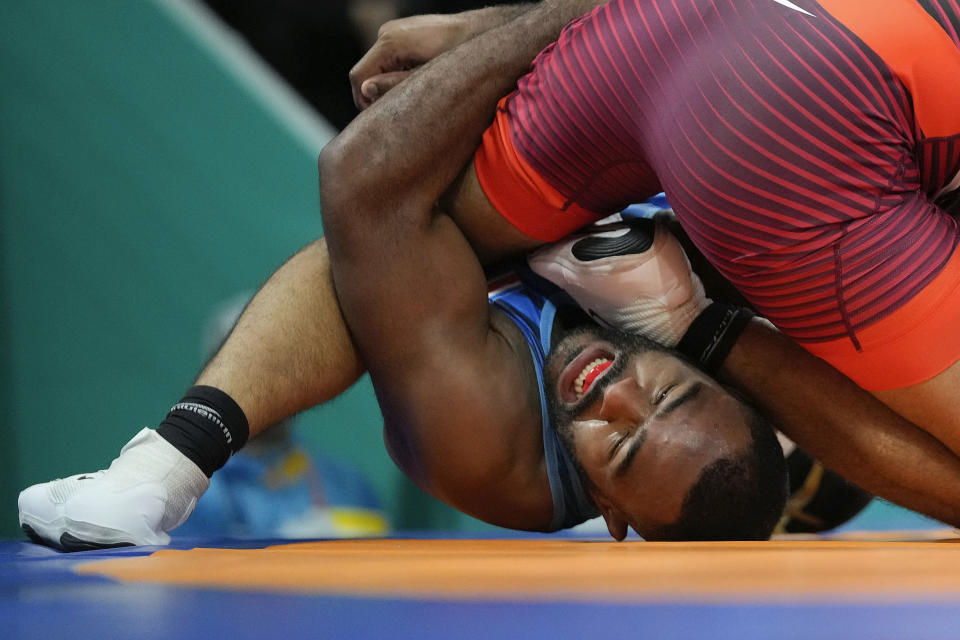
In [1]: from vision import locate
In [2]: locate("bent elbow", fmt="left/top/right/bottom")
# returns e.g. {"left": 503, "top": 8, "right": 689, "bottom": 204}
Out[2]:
{"left": 318, "top": 135, "right": 351, "bottom": 215}
{"left": 318, "top": 125, "right": 389, "bottom": 204}
{"left": 318, "top": 135, "right": 365, "bottom": 242}
{"left": 319, "top": 132, "right": 396, "bottom": 238}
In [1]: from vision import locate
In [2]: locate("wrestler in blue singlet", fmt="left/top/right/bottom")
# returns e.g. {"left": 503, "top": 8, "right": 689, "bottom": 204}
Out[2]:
{"left": 487, "top": 271, "right": 599, "bottom": 531}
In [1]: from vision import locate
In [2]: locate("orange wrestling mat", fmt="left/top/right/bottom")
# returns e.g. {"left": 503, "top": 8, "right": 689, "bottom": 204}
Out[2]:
{"left": 77, "top": 535, "right": 960, "bottom": 603}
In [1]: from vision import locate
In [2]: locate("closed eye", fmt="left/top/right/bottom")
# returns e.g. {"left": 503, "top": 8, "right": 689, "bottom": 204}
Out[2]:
{"left": 655, "top": 385, "right": 674, "bottom": 404}
{"left": 656, "top": 382, "right": 703, "bottom": 417}
{"left": 609, "top": 433, "right": 627, "bottom": 460}
{"left": 614, "top": 428, "right": 648, "bottom": 477}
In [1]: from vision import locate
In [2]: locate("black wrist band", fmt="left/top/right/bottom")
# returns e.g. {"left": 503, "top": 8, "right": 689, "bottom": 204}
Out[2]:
{"left": 676, "top": 302, "right": 754, "bottom": 374}
{"left": 156, "top": 385, "right": 250, "bottom": 477}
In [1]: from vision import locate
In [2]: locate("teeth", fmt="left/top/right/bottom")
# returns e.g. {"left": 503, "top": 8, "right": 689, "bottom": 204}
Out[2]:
{"left": 574, "top": 358, "right": 611, "bottom": 398}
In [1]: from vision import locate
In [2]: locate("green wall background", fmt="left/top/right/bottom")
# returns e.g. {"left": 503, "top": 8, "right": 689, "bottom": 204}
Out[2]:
{"left": 0, "top": 0, "right": 491, "bottom": 539}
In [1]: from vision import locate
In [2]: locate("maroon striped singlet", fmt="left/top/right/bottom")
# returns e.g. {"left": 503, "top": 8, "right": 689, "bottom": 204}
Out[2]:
{"left": 475, "top": 0, "right": 960, "bottom": 388}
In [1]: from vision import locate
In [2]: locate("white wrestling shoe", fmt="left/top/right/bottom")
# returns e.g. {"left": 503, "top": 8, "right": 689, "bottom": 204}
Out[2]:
{"left": 18, "top": 428, "right": 209, "bottom": 551}
{"left": 528, "top": 215, "right": 710, "bottom": 346}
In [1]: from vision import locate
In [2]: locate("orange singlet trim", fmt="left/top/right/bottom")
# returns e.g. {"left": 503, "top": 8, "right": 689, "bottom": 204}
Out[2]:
{"left": 817, "top": 0, "right": 960, "bottom": 138}
{"left": 792, "top": 0, "right": 960, "bottom": 389}
{"left": 803, "top": 248, "right": 960, "bottom": 391}
{"left": 474, "top": 96, "right": 604, "bottom": 242}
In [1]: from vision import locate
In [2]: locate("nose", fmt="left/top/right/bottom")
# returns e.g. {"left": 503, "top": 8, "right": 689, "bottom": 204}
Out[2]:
{"left": 598, "top": 375, "right": 644, "bottom": 422}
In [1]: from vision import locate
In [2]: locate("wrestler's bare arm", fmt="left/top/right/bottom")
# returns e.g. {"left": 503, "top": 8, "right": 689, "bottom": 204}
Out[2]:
{"left": 320, "top": 4, "right": 583, "bottom": 530}
{"left": 349, "top": 1, "right": 609, "bottom": 109}
{"left": 723, "top": 320, "right": 960, "bottom": 527}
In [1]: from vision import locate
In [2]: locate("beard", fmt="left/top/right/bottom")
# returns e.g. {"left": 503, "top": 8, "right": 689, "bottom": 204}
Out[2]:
{"left": 544, "top": 324, "right": 671, "bottom": 448}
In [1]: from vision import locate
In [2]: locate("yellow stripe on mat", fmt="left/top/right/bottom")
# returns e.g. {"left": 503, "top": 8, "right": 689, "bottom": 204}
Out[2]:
{"left": 77, "top": 537, "right": 960, "bottom": 603}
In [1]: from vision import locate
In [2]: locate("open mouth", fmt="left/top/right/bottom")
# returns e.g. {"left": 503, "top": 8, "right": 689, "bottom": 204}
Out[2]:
{"left": 576, "top": 358, "right": 613, "bottom": 397}
{"left": 557, "top": 344, "right": 616, "bottom": 404}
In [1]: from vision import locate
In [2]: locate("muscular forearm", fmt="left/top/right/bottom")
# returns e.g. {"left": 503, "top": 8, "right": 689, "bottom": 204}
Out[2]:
{"left": 721, "top": 319, "right": 960, "bottom": 527}
{"left": 321, "top": 1, "right": 593, "bottom": 235}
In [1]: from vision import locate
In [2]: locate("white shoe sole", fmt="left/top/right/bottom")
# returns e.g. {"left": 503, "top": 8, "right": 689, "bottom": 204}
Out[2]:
{"left": 19, "top": 514, "right": 138, "bottom": 552}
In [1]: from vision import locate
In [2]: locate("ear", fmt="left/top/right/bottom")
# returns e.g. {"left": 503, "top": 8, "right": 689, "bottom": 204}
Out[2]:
{"left": 593, "top": 492, "right": 629, "bottom": 541}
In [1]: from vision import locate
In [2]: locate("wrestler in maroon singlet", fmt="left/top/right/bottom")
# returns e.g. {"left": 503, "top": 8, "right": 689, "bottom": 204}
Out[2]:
{"left": 475, "top": 0, "right": 960, "bottom": 389}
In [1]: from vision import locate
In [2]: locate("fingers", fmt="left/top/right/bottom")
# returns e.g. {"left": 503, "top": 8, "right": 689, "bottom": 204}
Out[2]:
{"left": 349, "top": 43, "right": 389, "bottom": 109}
{"left": 354, "top": 70, "right": 416, "bottom": 110}
{"left": 349, "top": 13, "right": 471, "bottom": 110}
{"left": 348, "top": 16, "right": 427, "bottom": 110}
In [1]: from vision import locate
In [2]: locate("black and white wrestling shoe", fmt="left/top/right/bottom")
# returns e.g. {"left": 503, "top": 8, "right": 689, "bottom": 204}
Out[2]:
{"left": 18, "top": 428, "right": 208, "bottom": 551}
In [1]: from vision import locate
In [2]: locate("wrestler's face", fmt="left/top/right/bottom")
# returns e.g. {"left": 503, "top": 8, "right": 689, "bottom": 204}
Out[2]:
{"left": 545, "top": 326, "right": 751, "bottom": 540}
